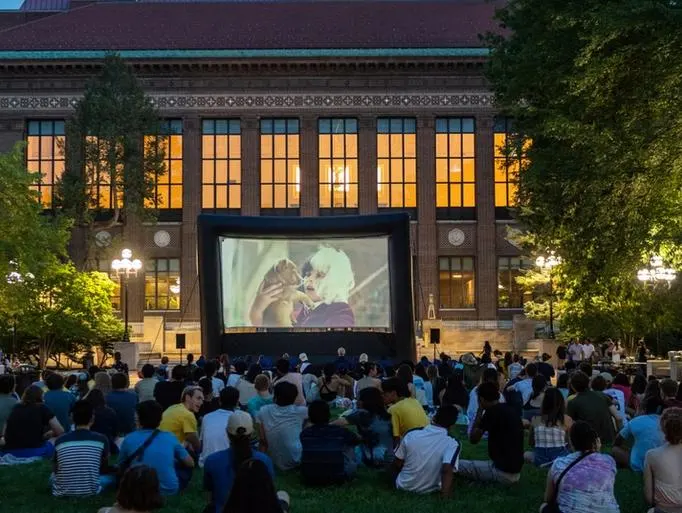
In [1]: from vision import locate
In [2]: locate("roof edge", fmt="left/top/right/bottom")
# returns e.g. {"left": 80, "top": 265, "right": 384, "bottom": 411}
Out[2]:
{"left": 0, "top": 48, "right": 490, "bottom": 60}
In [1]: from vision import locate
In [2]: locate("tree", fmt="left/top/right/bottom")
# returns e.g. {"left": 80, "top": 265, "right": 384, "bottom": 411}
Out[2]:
{"left": 0, "top": 263, "right": 124, "bottom": 368}
{"left": 0, "top": 144, "right": 70, "bottom": 283}
{"left": 486, "top": 0, "right": 682, "bottom": 298}
{"left": 57, "top": 53, "right": 167, "bottom": 269}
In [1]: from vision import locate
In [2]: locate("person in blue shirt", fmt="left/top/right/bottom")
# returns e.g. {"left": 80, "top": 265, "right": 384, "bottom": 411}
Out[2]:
{"left": 612, "top": 396, "right": 665, "bottom": 472}
{"left": 118, "top": 400, "right": 194, "bottom": 495}
{"left": 204, "top": 410, "right": 274, "bottom": 513}
{"left": 106, "top": 373, "right": 138, "bottom": 436}
{"left": 44, "top": 373, "right": 76, "bottom": 433}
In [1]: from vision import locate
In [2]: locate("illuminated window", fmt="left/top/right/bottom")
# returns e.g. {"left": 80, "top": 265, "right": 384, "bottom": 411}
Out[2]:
{"left": 145, "top": 258, "right": 180, "bottom": 310}
{"left": 146, "top": 119, "right": 183, "bottom": 210}
{"left": 438, "top": 256, "right": 475, "bottom": 309}
{"left": 96, "top": 259, "right": 121, "bottom": 311}
{"left": 319, "top": 118, "right": 358, "bottom": 213}
{"left": 436, "top": 118, "right": 476, "bottom": 219}
{"left": 494, "top": 117, "right": 527, "bottom": 212}
{"left": 260, "top": 119, "right": 300, "bottom": 211}
{"left": 377, "top": 118, "right": 416, "bottom": 212}
{"left": 84, "top": 136, "right": 122, "bottom": 210}
{"left": 26, "top": 120, "right": 65, "bottom": 209}
{"left": 202, "top": 120, "right": 241, "bottom": 210}
{"left": 498, "top": 256, "right": 533, "bottom": 308}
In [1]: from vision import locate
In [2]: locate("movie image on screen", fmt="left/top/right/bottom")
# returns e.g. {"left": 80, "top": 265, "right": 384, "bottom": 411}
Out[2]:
{"left": 220, "top": 236, "right": 391, "bottom": 330}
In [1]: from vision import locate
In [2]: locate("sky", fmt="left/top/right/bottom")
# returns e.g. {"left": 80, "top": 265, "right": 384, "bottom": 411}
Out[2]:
{"left": 0, "top": 0, "right": 23, "bottom": 9}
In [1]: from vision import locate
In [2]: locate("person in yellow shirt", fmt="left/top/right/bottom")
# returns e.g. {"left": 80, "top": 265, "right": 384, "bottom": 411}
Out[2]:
{"left": 160, "top": 385, "right": 204, "bottom": 456}
{"left": 382, "top": 377, "right": 429, "bottom": 446}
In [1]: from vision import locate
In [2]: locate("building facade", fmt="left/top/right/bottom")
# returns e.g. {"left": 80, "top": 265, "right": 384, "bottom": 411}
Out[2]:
{"left": 0, "top": 0, "right": 529, "bottom": 356}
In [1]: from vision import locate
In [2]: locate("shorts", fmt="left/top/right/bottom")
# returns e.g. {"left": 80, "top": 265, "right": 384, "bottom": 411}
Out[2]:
{"left": 533, "top": 446, "right": 569, "bottom": 467}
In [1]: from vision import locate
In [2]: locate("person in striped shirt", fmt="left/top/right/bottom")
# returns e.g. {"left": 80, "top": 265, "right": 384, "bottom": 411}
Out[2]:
{"left": 51, "top": 400, "right": 115, "bottom": 497}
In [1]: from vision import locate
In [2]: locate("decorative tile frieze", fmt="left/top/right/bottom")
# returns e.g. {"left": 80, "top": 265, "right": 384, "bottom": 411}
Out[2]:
{"left": 0, "top": 92, "right": 494, "bottom": 112}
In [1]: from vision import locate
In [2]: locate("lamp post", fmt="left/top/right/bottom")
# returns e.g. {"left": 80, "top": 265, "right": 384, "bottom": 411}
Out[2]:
{"left": 536, "top": 251, "right": 562, "bottom": 339}
{"left": 111, "top": 249, "right": 142, "bottom": 343}
{"left": 637, "top": 255, "right": 676, "bottom": 287}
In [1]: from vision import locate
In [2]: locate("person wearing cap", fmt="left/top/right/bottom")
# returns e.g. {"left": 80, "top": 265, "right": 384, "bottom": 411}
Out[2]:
{"left": 599, "top": 372, "right": 628, "bottom": 428}
{"left": 203, "top": 410, "right": 275, "bottom": 513}
{"left": 298, "top": 353, "right": 311, "bottom": 373}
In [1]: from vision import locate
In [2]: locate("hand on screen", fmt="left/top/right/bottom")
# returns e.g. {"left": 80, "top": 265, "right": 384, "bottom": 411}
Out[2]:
{"left": 249, "top": 281, "right": 284, "bottom": 326}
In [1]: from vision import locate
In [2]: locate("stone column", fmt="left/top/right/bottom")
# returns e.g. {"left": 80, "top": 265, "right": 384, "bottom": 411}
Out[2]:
{"left": 180, "top": 116, "right": 201, "bottom": 320}
{"left": 416, "top": 116, "right": 437, "bottom": 320}
{"left": 299, "top": 116, "right": 319, "bottom": 216}
{"left": 241, "top": 117, "right": 260, "bottom": 216}
{"left": 358, "top": 116, "right": 377, "bottom": 214}
{"left": 474, "top": 114, "right": 497, "bottom": 320}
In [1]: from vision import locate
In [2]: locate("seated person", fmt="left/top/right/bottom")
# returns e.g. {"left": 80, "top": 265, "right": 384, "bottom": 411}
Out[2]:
{"left": 300, "top": 400, "right": 359, "bottom": 485}
{"left": 44, "top": 373, "right": 76, "bottom": 433}
{"left": 159, "top": 385, "right": 203, "bottom": 458}
{"left": 393, "top": 404, "right": 460, "bottom": 496}
{"left": 98, "top": 465, "right": 164, "bottom": 513}
{"left": 612, "top": 396, "right": 664, "bottom": 472}
{"left": 135, "top": 364, "right": 159, "bottom": 403}
{"left": 247, "top": 374, "right": 273, "bottom": 418}
{"left": 84, "top": 389, "right": 119, "bottom": 454}
{"left": 118, "top": 400, "right": 194, "bottom": 495}
{"left": 542, "top": 421, "right": 620, "bottom": 513}
{"left": 1, "top": 385, "right": 63, "bottom": 458}
{"left": 460, "top": 381, "right": 524, "bottom": 484}
{"left": 204, "top": 410, "right": 275, "bottom": 513}
{"left": 154, "top": 365, "right": 186, "bottom": 412}
{"left": 51, "top": 400, "right": 114, "bottom": 497}
{"left": 467, "top": 368, "right": 505, "bottom": 434}
{"left": 223, "top": 459, "right": 290, "bottom": 513}
{"left": 332, "top": 386, "right": 393, "bottom": 467}
{"left": 382, "top": 377, "right": 429, "bottom": 445}
{"left": 199, "top": 386, "right": 239, "bottom": 467}
{"left": 524, "top": 387, "right": 572, "bottom": 467}
{"left": 106, "top": 372, "right": 138, "bottom": 436}
{"left": 257, "top": 381, "right": 308, "bottom": 471}
{"left": 567, "top": 371, "right": 620, "bottom": 445}
{"left": 644, "top": 407, "right": 682, "bottom": 513}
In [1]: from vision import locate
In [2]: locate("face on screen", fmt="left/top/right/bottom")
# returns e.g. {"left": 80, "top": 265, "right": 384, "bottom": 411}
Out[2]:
{"left": 219, "top": 236, "right": 391, "bottom": 331}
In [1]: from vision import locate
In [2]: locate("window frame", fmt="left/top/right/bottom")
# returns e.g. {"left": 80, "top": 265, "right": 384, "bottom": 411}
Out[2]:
{"left": 201, "top": 119, "right": 242, "bottom": 213}
{"left": 144, "top": 258, "right": 181, "bottom": 311}
{"left": 259, "top": 118, "right": 300, "bottom": 215}
{"left": 376, "top": 117, "right": 417, "bottom": 218}
{"left": 318, "top": 118, "right": 359, "bottom": 215}
{"left": 146, "top": 119, "right": 183, "bottom": 221}
{"left": 25, "top": 120, "right": 66, "bottom": 210}
{"left": 438, "top": 256, "right": 476, "bottom": 309}
{"left": 497, "top": 256, "right": 533, "bottom": 309}
{"left": 494, "top": 117, "right": 525, "bottom": 219}
{"left": 435, "top": 117, "right": 476, "bottom": 220}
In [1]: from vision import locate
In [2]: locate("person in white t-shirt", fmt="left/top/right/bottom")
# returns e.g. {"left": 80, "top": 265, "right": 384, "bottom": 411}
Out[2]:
{"left": 509, "top": 363, "right": 539, "bottom": 406}
{"left": 199, "top": 387, "right": 240, "bottom": 467}
{"left": 204, "top": 361, "right": 225, "bottom": 397}
{"left": 582, "top": 341, "right": 596, "bottom": 362}
{"left": 595, "top": 373, "right": 627, "bottom": 428}
{"left": 393, "top": 404, "right": 461, "bottom": 497}
{"left": 298, "top": 353, "right": 311, "bottom": 373}
{"left": 568, "top": 340, "right": 583, "bottom": 362}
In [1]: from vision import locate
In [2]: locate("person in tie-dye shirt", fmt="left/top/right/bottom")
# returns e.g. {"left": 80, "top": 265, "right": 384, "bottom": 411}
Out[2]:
{"left": 542, "top": 421, "right": 620, "bottom": 513}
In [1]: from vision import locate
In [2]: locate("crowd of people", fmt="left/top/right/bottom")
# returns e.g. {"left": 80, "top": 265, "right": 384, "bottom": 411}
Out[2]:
{"left": 0, "top": 345, "right": 681, "bottom": 513}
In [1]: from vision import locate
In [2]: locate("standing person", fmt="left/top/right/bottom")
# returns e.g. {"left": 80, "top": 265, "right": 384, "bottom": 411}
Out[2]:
{"left": 118, "top": 401, "right": 194, "bottom": 495}
{"left": 612, "top": 397, "right": 665, "bottom": 472}
{"left": 204, "top": 411, "right": 275, "bottom": 513}
{"left": 44, "top": 372, "right": 76, "bottom": 434}
{"left": 568, "top": 339, "right": 583, "bottom": 363}
{"left": 98, "top": 465, "right": 164, "bottom": 513}
{"left": 637, "top": 339, "right": 649, "bottom": 364}
{"left": 541, "top": 421, "right": 620, "bottom": 513}
{"left": 460, "top": 381, "right": 524, "bottom": 484}
{"left": 157, "top": 356, "right": 170, "bottom": 381}
{"left": 223, "top": 459, "right": 290, "bottom": 513}
{"left": 50, "top": 400, "right": 114, "bottom": 497}
{"left": 272, "top": 359, "right": 305, "bottom": 406}
{"left": 106, "top": 373, "right": 138, "bottom": 436}
{"left": 112, "top": 352, "right": 129, "bottom": 374}
{"left": 393, "top": 404, "right": 460, "bottom": 496}
{"left": 582, "top": 339, "right": 596, "bottom": 363}
{"left": 381, "top": 377, "right": 429, "bottom": 445}
{"left": 154, "top": 365, "right": 186, "bottom": 411}
{"left": 257, "top": 381, "right": 308, "bottom": 470}
{"left": 159, "top": 385, "right": 203, "bottom": 458}
{"left": 1, "top": 386, "right": 64, "bottom": 458}
{"left": 247, "top": 374, "right": 273, "bottom": 418}
{"left": 556, "top": 344, "right": 568, "bottom": 370}
{"left": 0, "top": 374, "right": 18, "bottom": 435}
{"left": 199, "top": 386, "right": 240, "bottom": 467}
{"left": 566, "top": 371, "right": 620, "bottom": 445}
{"left": 644, "top": 407, "right": 682, "bottom": 513}
{"left": 300, "top": 400, "right": 360, "bottom": 485}
{"left": 135, "top": 364, "right": 158, "bottom": 403}
{"left": 524, "top": 388, "right": 572, "bottom": 467}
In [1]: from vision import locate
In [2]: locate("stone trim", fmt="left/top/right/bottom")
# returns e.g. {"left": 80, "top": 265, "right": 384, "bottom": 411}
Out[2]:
{"left": 0, "top": 92, "right": 494, "bottom": 112}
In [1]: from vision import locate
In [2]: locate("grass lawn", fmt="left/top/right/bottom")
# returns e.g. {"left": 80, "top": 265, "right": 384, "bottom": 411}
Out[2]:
{"left": 0, "top": 436, "right": 646, "bottom": 513}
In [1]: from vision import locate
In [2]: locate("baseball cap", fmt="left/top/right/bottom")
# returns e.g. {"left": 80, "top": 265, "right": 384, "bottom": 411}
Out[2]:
{"left": 227, "top": 410, "right": 254, "bottom": 436}
{"left": 299, "top": 353, "right": 308, "bottom": 362}
{"left": 599, "top": 372, "right": 614, "bottom": 384}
